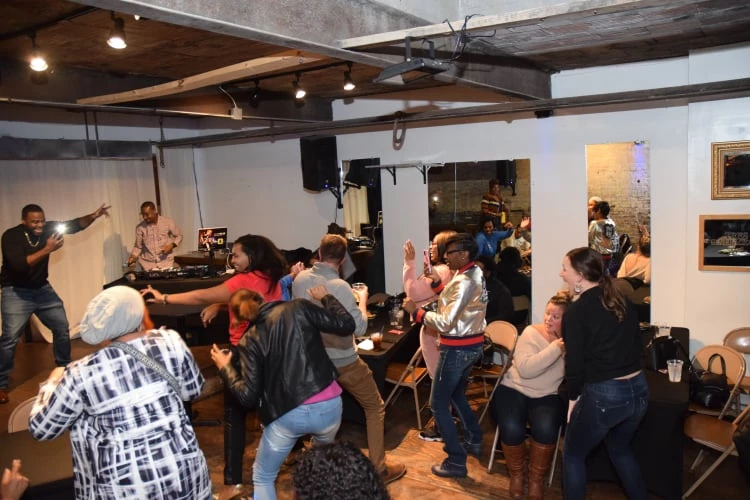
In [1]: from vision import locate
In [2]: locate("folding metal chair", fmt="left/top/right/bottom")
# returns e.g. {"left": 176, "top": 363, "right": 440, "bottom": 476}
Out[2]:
{"left": 383, "top": 347, "right": 430, "bottom": 429}
{"left": 683, "top": 403, "right": 750, "bottom": 497}
{"left": 474, "top": 320, "right": 518, "bottom": 424}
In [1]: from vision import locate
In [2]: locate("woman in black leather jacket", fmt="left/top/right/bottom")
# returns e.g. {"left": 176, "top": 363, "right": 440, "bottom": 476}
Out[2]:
{"left": 211, "top": 284, "right": 354, "bottom": 500}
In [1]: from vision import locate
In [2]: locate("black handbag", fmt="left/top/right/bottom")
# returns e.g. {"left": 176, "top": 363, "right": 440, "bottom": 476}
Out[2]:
{"left": 690, "top": 353, "right": 731, "bottom": 410}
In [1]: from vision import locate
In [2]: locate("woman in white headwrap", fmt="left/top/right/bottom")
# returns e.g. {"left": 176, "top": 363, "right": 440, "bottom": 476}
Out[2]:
{"left": 28, "top": 286, "right": 211, "bottom": 500}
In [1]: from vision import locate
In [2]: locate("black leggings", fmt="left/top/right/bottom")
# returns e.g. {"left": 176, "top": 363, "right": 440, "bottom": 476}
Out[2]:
{"left": 224, "top": 346, "right": 247, "bottom": 485}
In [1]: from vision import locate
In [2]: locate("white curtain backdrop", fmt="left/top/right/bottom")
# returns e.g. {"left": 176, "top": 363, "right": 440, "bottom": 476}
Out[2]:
{"left": 158, "top": 147, "right": 201, "bottom": 252}
{"left": 342, "top": 162, "right": 370, "bottom": 236}
{"left": 0, "top": 158, "right": 154, "bottom": 338}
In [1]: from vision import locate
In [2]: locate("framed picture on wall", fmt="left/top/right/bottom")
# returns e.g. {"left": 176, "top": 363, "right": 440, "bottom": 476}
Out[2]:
{"left": 699, "top": 215, "right": 750, "bottom": 272}
{"left": 711, "top": 141, "right": 750, "bottom": 199}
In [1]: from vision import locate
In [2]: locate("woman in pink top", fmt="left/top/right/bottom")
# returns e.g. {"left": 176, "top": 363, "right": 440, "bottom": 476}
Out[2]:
{"left": 144, "top": 234, "right": 287, "bottom": 500}
{"left": 402, "top": 230, "right": 455, "bottom": 442}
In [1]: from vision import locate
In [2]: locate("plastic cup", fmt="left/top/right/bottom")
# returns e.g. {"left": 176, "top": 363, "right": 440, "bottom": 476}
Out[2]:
{"left": 352, "top": 283, "right": 367, "bottom": 303}
{"left": 389, "top": 308, "right": 404, "bottom": 327}
{"left": 371, "top": 332, "right": 383, "bottom": 350}
{"left": 666, "top": 359, "right": 683, "bottom": 382}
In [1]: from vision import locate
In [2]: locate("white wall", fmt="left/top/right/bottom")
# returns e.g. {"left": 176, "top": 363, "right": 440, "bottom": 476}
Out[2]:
{"left": 191, "top": 140, "right": 343, "bottom": 250}
{"left": 331, "top": 43, "right": 750, "bottom": 352}
{"left": 684, "top": 98, "right": 750, "bottom": 349}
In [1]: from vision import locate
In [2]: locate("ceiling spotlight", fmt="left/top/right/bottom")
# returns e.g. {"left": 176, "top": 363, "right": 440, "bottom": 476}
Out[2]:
{"left": 343, "top": 62, "right": 355, "bottom": 91}
{"left": 107, "top": 12, "right": 127, "bottom": 49}
{"left": 249, "top": 80, "right": 261, "bottom": 109}
{"left": 28, "top": 33, "right": 48, "bottom": 72}
{"left": 293, "top": 73, "right": 306, "bottom": 99}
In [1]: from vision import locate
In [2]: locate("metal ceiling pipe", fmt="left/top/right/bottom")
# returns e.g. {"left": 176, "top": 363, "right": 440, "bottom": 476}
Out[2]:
{"left": 158, "top": 77, "right": 750, "bottom": 148}
{"left": 0, "top": 97, "right": 326, "bottom": 124}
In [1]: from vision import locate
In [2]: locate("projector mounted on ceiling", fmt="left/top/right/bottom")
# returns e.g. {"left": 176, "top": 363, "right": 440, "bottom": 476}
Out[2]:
{"left": 373, "top": 38, "right": 449, "bottom": 85}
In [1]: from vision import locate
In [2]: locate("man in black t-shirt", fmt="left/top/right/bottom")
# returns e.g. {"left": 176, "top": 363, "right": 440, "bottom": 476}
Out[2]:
{"left": 0, "top": 203, "right": 110, "bottom": 404}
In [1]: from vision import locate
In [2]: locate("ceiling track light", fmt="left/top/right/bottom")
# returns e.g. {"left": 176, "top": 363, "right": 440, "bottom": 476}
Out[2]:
{"left": 249, "top": 80, "right": 261, "bottom": 109}
{"left": 28, "top": 32, "right": 48, "bottom": 72}
{"left": 293, "top": 73, "right": 306, "bottom": 99}
{"left": 107, "top": 12, "right": 127, "bottom": 49}
{"left": 343, "top": 62, "right": 355, "bottom": 91}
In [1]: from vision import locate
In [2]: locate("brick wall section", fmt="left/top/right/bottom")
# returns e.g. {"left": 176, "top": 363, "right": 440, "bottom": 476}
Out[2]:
{"left": 587, "top": 142, "right": 651, "bottom": 241}
{"left": 428, "top": 159, "right": 531, "bottom": 230}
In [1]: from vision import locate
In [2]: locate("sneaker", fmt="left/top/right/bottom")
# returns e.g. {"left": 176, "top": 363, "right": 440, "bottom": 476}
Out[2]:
{"left": 431, "top": 460, "right": 467, "bottom": 478}
{"left": 419, "top": 424, "right": 443, "bottom": 442}
{"left": 380, "top": 462, "right": 406, "bottom": 485}
{"left": 463, "top": 441, "right": 482, "bottom": 458}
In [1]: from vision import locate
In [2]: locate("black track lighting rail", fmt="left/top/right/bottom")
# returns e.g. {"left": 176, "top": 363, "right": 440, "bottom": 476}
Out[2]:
{"left": 0, "top": 7, "right": 97, "bottom": 43}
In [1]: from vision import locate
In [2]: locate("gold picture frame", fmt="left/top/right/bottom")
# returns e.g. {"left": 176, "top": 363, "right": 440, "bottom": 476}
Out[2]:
{"left": 711, "top": 141, "right": 750, "bottom": 199}
{"left": 699, "top": 214, "right": 750, "bottom": 272}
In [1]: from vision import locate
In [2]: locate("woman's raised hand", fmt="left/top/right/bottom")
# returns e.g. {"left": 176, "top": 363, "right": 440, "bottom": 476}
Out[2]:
{"left": 403, "top": 240, "right": 415, "bottom": 261}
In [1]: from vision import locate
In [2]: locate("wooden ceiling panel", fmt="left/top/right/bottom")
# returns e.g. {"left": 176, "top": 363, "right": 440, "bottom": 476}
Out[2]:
{"left": 2, "top": 0, "right": 750, "bottom": 111}
{"left": 0, "top": 0, "right": 291, "bottom": 80}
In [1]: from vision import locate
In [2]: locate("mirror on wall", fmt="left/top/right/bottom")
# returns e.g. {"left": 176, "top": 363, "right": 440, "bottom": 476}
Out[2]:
{"left": 427, "top": 159, "right": 532, "bottom": 329}
{"left": 586, "top": 142, "right": 651, "bottom": 323}
{"left": 341, "top": 158, "right": 385, "bottom": 293}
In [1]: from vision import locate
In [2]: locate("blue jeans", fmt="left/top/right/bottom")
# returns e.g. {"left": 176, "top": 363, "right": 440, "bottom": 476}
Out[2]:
{"left": 430, "top": 344, "right": 484, "bottom": 468}
{"left": 0, "top": 285, "right": 71, "bottom": 389}
{"left": 492, "top": 384, "right": 563, "bottom": 446}
{"left": 563, "top": 372, "right": 648, "bottom": 500}
{"left": 253, "top": 397, "right": 342, "bottom": 500}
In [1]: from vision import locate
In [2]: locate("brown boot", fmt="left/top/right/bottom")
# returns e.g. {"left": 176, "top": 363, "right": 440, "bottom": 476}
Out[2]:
{"left": 528, "top": 440, "right": 556, "bottom": 500}
{"left": 501, "top": 442, "right": 526, "bottom": 500}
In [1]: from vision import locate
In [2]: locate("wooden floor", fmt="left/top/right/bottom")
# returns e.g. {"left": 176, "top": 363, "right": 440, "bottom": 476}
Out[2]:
{"left": 1, "top": 339, "right": 747, "bottom": 499}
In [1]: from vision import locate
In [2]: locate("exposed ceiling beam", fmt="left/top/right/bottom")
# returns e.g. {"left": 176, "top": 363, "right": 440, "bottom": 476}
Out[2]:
{"left": 78, "top": 0, "right": 423, "bottom": 67}
{"left": 158, "top": 77, "right": 750, "bottom": 148}
{"left": 78, "top": 0, "right": 550, "bottom": 99}
{"left": 78, "top": 51, "right": 323, "bottom": 105}
{"left": 338, "top": 0, "right": 656, "bottom": 49}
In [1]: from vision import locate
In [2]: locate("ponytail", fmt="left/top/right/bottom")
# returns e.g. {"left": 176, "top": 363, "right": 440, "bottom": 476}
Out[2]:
{"left": 229, "top": 288, "right": 264, "bottom": 324}
{"left": 599, "top": 275, "right": 627, "bottom": 322}
{"left": 566, "top": 247, "right": 627, "bottom": 322}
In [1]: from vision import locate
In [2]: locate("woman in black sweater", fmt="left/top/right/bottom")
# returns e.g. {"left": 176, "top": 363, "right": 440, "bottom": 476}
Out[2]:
{"left": 559, "top": 247, "right": 647, "bottom": 500}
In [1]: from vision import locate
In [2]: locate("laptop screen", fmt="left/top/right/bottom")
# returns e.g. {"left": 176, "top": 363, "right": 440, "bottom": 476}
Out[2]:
{"left": 197, "top": 227, "right": 228, "bottom": 252}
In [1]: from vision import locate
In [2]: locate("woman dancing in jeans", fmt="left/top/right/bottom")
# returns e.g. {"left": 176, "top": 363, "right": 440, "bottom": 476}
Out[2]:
{"left": 559, "top": 247, "right": 648, "bottom": 500}
{"left": 403, "top": 233, "right": 487, "bottom": 478}
{"left": 211, "top": 286, "right": 355, "bottom": 500}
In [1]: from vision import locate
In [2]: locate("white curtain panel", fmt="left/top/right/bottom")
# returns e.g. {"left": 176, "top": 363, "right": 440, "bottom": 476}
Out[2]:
{"left": 158, "top": 147, "right": 201, "bottom": 253}
{"left": 342, "top": 161, "right": 370, "bottom": 237}
{"left": 0, "top": 158, "right": 154, "bottom": 338}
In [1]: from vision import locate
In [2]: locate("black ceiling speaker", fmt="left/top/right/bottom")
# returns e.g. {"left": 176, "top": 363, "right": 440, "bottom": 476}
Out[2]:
{"left": 496, "top": 160, "right": 517, "bottom": 195}
{"left": 344, "top": 158, "right": 380, "bottom": 188}
{"left": 300, "top": 136, "right": 338, "bottom": 192}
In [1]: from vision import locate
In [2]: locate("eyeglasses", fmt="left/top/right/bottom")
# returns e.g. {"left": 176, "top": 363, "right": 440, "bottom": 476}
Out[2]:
{"left": 445, "top": 249, "right": 465, "bottom": 255}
